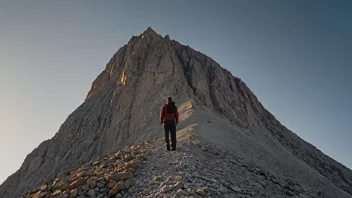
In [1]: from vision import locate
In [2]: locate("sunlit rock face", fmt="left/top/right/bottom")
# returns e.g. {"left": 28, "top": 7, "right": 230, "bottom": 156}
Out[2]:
{"left": 1, "top": 27, "right": 351, "bottom": 198}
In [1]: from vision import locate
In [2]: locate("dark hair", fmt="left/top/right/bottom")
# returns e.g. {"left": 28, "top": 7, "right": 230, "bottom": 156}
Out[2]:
{"left": 167, "top": 97, "right": 172, "bottom": 102}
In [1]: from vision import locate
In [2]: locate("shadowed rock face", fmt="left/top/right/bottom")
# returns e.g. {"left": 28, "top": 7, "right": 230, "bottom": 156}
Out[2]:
{"left": 1, "top": 27, "right": 351, "bottom": 198}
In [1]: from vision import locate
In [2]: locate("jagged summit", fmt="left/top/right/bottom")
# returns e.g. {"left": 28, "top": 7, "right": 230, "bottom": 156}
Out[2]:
{"left": 1, "top": 29, "right": 352, "bottom": 198}
{"left": 141, "top": 26, "right": 158, "bottom": 36}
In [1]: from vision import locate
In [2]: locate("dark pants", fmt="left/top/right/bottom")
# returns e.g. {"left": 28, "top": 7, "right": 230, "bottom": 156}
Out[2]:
{"left": 164, "top": 120, "right": 176, "bottom": 149}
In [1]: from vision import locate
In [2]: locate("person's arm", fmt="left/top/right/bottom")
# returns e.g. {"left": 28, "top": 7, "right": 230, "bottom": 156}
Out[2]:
{"left": 175, "top": 107, "right": 179, "bottom": 124}
{"left": 160, "top": 106, "right": 165, "bottom": 125}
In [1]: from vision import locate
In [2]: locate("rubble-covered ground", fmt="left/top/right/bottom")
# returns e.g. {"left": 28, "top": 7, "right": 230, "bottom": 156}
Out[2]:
{"left": 20, "top": 131, "right": 314, "bottom": 198}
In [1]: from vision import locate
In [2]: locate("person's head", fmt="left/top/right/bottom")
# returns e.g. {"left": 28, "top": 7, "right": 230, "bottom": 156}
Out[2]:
{"left": 166, "top": 97, "right": 172, "bottom": 104}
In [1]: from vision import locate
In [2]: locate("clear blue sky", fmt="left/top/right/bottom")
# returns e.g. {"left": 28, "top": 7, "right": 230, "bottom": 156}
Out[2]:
{"left": 0, "top": 0, "right": 351, "bottom": 184}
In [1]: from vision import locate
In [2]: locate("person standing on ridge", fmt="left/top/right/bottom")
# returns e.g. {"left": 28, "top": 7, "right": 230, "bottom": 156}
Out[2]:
{"left": 160, "top": 97, "right": 179, "bottom": 151}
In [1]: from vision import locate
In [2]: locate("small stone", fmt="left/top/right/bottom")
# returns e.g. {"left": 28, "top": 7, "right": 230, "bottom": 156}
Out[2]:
{"left": 69, "top": 178, "right": 86, "bottom": 190}
{"left": 136, "top": 154, "right": 147, "bottom": 160}
{"left": 219, "top": 185, "right": 228, "bottom": 193}
{"left": 184, "top": 183, "right": 190, "bottom": 188}
{"left": 196, "top": 189, "right": 206, "bottom": 196}
{"left": 109, "top": 181, "right": 125, "bottom": 197}
{"left": 109, "top": 173, "right": 133, "bottom": 182}
{"left": 116, "top": 193, "right": 122, "bottom": 198}
{"left": 108, "top": 179, "right": 117, "bottom": 188}
{"left": 124, "top": 167, "right": 135, "bottom": 173}
{"left": 153, "top": 176, "right": 164, "bottom": 181}
{"left": 144, "top": 188, "right": 152, "bottom": 194}
{"left": 177, "top": 189, "right": 189, "bottom": 196}
{"left": 53, "top": 190, "right": 62, "bottom": 196}
{"left": 87, "top": 189, "right": 96, "bottom": 197}
{"left": 201, "top": 187, "right": 209, "bottom": 193}
{"left": 82, "top": 183, "right": 90, "bottom": 191}
{"left": 231, "top": 186, "right": 242, "bottom": 192}
{"left": 77, "top": 170, "right": 93, "bottom": 177}
{"left": 128, "top": 159, "right": 142, "bottom": 169}
{"left": 187, "top": 188, "right": 194, "bottom": 195}
{"left": 175, "top": 181, "right": 183, "bottom": 189}
{"left": 124, "top": 179, "right": 132, "bottom": 189}
{"left": 88, "top": 177, "right": 97, "bottom": 188}
{"left": 129, "top": 146, "right": 135, "bottom": 150}
{"left": 40, "top": 184, "right": 48, "bottom": 191}
{"left": 70, "top": 189, "right": 78, "bottom": 198}
{"left": 271, "top": 178, "right": 280, "bottom": 184}
{"left": 124, "top": 155, "right": 134, "bottom": 161}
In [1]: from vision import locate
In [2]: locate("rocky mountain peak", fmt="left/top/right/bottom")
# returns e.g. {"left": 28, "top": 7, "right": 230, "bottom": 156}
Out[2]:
{"left": 1, "top": 29, "right": 352, "bottom": 198}
{"left": 140, "top": 26, "right": 158, "bottom": 38}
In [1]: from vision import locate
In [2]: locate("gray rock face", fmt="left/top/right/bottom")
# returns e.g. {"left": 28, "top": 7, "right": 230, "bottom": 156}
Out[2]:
{"left": 1, "top": 27, "right": 351, "bottom": 198}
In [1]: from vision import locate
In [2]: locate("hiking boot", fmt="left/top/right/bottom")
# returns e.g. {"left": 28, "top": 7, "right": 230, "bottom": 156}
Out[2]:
{"left": 167, "top": 146, "right": 171, "bottom": 151}
{"left": 172, "top": 147, "right": 176, "bottom": 151}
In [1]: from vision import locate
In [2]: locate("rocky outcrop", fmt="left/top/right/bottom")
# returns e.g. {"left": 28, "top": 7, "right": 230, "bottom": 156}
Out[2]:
{"left": 18, "top": 142, "right": 145, "bottom": 198}
{"left": 1, "top": 27, "right": 351, "bottom": 198}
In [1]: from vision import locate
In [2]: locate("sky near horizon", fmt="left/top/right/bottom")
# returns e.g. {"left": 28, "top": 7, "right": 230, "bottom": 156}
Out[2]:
{"left": 0, "top": 0, "right": 351, "bottom": 184}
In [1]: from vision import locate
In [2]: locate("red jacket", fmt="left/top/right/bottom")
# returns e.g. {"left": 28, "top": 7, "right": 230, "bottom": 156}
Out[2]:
{"left": 160, "top": 104, "right": 179, "bottom": 124}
